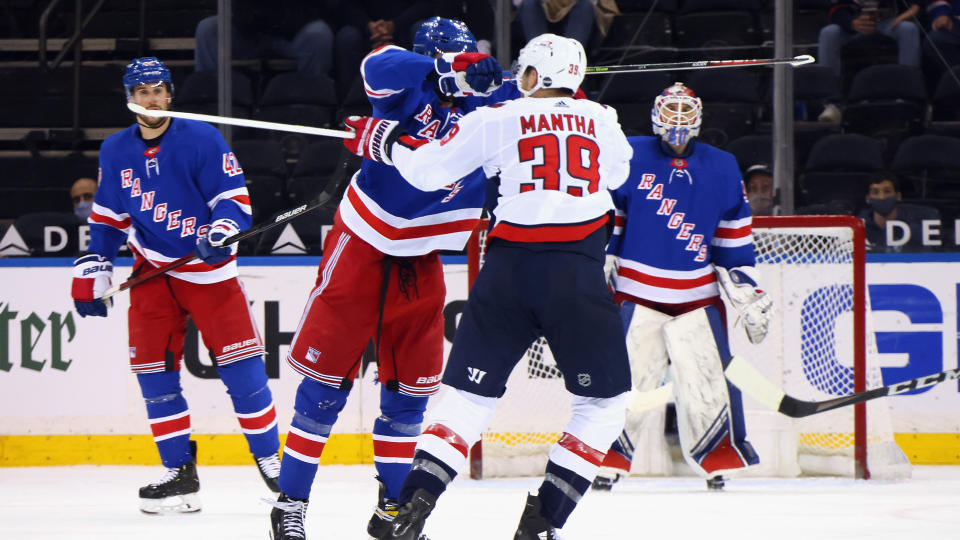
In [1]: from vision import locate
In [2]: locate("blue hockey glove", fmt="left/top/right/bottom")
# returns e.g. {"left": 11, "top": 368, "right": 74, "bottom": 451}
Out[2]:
{"left": 71, "top": 254, "right": 113, "bottom": 317}
{"left": 435, "top": 52, "right": 503, "bottom": 97}
{"left": 195, "top": 218, "right": 239, "bottom": 265}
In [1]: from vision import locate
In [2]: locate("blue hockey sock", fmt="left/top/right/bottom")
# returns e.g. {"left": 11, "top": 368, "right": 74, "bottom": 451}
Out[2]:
{"left": 137, "top": 371, "right": 192, "bottom": 468}
{"left": 278, "top": 378, "right": 348, "bottom": 500}
{"left": 374, "top": 386, "right": 427, "bottom": 501}
{"left": 218, "top": 356, "right": 280, "bottom": 457}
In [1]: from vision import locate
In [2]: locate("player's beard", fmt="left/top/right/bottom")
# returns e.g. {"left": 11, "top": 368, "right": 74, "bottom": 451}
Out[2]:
{"left": 137, "top": 100, "right": 170, "bottom": 129}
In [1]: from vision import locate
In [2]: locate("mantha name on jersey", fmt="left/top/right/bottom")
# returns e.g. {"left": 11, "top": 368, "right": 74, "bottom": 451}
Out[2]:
{"left": 337, "top": 45, "right": 521, "bottom": 256}
{"left": 608, "top": 136, "right": 755, "bottom": 304}
{"left": 89, "top": 118, "right": 252, "bottom": 284}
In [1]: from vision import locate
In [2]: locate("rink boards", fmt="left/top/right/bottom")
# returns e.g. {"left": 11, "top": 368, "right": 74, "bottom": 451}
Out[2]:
{"left": 0, "top": 254, "right": 958, "bottom": 466}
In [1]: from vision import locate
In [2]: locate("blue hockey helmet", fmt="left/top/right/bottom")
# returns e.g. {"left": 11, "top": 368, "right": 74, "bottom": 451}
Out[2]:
{"left": 413, "top": 17, "right": 477, "bottom": 56}
{"left": 123, "top": 56, "right": 173, "bottom": 98}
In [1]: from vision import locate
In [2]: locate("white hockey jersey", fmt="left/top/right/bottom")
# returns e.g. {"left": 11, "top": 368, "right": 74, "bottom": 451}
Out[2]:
{"left": 391, "top": 96, "right": 632, "bottom": 243}
{"left": 608, "top": 136, "right": 756, "bottom": 304}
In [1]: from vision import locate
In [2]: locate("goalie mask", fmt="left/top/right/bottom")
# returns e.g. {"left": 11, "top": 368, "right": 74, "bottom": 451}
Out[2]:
{"left": 123, "top": 56, "right": 173, "bottom": 99}
{"left": 514, "top": 34, "right": 586, "bottom": 97}
{"left": 651, "top": 82, "right": 702, "bottom": 147}
{"left": 413, "top": 17, "right": 477, "bottom": 57}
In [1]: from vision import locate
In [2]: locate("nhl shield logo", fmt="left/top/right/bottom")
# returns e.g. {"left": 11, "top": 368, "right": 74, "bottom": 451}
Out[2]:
{"left": 577, "top": 373, "right": 592, "bottom": 387}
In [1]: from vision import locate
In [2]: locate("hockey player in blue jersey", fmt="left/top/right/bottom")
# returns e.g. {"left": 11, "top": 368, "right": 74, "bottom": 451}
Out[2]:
{"left": 593, "top": 82, "right": 774, "bottom": 491}
{"left": 69, "top": 57, "right": 282, "bottom": 513}
{"left": 266, "top": 17, "right": 521, "bottom": 540}
{"left": 344, "top": 33, "right": 634, "bottom": 540}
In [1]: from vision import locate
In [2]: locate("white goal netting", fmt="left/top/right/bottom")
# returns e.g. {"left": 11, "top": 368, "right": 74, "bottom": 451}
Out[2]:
{"left": 467, "top": 216, "right": 911, "bottom": 480}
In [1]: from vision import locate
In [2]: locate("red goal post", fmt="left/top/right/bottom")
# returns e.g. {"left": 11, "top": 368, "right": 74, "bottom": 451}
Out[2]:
{"left": 465, "top": 214, "right": 910, "bottom": 480}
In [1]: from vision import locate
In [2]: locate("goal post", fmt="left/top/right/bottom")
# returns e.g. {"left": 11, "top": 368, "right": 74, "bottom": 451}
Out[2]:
{"left": 465, "top": 215, "right": 910, "bottom": 480}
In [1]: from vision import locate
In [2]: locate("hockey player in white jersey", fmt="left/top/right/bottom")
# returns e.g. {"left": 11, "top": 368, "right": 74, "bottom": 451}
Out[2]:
{"left": 593, "top": 82, "right": 774, "bottom": 491}
{"left": 345, "top": 34, "right": 633, "bottom": 539}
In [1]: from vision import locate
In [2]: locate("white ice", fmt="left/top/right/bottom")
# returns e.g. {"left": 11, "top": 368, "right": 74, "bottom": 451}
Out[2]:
{"left": 1, "top": 464, "right": 958, "bottom": 539}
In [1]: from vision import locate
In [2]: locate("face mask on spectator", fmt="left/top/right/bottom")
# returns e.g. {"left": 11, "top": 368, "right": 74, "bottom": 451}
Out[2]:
{"left": 74, "top": 201, "right": 93, "bottom": 221}
{"left": 868, "top": 196, "right": 897, "bottom": 216}
{"left": 749, "top": 195, "right": 773, "bottom": 216}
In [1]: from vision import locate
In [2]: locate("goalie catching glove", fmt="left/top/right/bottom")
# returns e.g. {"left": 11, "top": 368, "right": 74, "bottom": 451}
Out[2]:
{"left": 434, "top": 52, "right": 502, "bottom": 97}
{"left": 715, "top": 265, "right": 772, "bottom": 344}
{"left": 194, "top": 218, "right": 239, "bottom": 265}
{"left": 71, "top": 254, "right": 113, "bottom": 317}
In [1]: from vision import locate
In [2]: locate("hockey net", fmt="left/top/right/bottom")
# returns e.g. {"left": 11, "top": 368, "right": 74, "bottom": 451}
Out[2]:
{"left": 466, "top": 215, "right": 910, "bottom": 480}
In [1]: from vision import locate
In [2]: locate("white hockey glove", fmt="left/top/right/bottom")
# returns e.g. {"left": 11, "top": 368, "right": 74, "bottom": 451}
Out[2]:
{"left": 434, "top": 52, "right": 503, "bottom": 97}
{"left": 71, "top": 254, "right": 113, "bottom": 317}
{"left": 343, "top": 115, "right": 400, "bottom": 165}
{"left": 195, "top": 218, "right": 239, "bottom": 265}
{"left": 604, "top": 254, "right": 620, "bottom": 289}
{"left": 715, "top": 265, "right": 773, "bottom": 344}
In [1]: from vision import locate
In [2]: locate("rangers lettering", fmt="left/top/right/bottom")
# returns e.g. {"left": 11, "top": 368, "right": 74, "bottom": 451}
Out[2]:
{"left": 131, "top": 177, "right": 142, "bottom": 197}
{"left": 695, "top": 245, "right": 708, "bottom": 262}
{"left": 638, "top": 174, "right": 655, "bottom": 190}
{"left": 667, "top": 212, "right": 685, "bottom": 229}
{"left": 414, "top": 105, "right": 433, "bottom": 124}
{"left": 418, "top": 120, "right": 440, "bottom": 139}
{"left": 656, "top": 198, "right": 677, "bottom": 215}
{"left": 677, "top": 222, "right": 695, "bottom": 240}
{"left": 181, "top": 217, "right": 197, "bottom": 237}
{"left": 153, "top": 202, "right": 167, "bottom": 222}
{"left": 140, "top": 190, "right": 155, "bottom": 211}
{"left": 646, "top": 184, "right": 664, "bottom": 200}
{"left": 197, "top": 224, "right": 210, "bottom": 239}
{"left": 121, "top": 169, "right": 134, "bottom": 188}
{"left": 166, "top": 210, "right": 182, "bottom": 231}
{"left": 686, "top": 233, "right": 704, "bottom": 252}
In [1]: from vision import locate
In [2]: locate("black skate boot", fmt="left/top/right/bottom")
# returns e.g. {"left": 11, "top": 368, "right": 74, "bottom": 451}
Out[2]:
{"left": 513, "top": 493, "right": 561, "bottom": 540}
{"left": 255, "top": 452, "right": 282, "bottom": 493}
{"left": 706, "top": 475, "right": 725, "bottom": 491}
{"left": 389, "top": 489, "right": 436, "bottom": 540}
{"left": 590, "top": 468, "right": 622, "bottom": 491}
{"left": 268, "top": 493, "right": 309, "bottom": 540}
{"left": 366, "top": 478, "right": 399, "bottom": 538}
{"left": 138, "top": 440, "right": 201, "bottom": 514}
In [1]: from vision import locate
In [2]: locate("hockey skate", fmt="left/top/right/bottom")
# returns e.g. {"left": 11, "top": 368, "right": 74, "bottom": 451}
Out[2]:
{"left": 138, "top": 440, "right": 201, "bottom": 514}
{"left": 590, "top": 467, "right": 622, "bottom": 491}
{"left": 389, "top": 488, "right": 436, "bottom": 540}
{"left": 706, "top": 475, "right": 725, "bottom": 491}
{"left": 268, "top": 493, "right": 309, "bottom": 540}
{"left": 513, "top": 493, "right": 562, "bottom": 540}
{"left": 367, "top": 477, "right": 399, "bottom": 539}
{"left": 255, "top": 452, "right": 282, "bottom": 493}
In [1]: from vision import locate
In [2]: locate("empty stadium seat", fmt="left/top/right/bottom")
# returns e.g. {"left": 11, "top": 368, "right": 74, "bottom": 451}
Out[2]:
{"left": 232, "top": 139, "right": 288, "bottom": 222}
{"left": 891, "top": 134, "right": 960, "bottom": 199}
{"left": 843, "top": 64, "right": 926, "bottom": 159}
{"left": 725, "top": 134, "right": 772, "bottom": 172}
{"left": 686, "top": 70, "right": 760, "bottom": 147}
{"left": 800, "top": 133, "right": 884, "bottom": 207}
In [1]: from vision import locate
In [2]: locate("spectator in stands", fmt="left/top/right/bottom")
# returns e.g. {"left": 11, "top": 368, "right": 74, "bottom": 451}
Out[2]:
{"left": 859, "top": 171, "right": 938, "bottom": 251}
{"left": 70, "top": 177, "right": 97, "bottom": 222}
{"left": 194, "top": 0, "right": 336, "bottom": 78}
{"left": 817, "top": 1, "right": 921, "bottom": 122}
{"left": 896, "top": 2, "right": 960, "bottom": 86}
{"left": 744, "top": 163, "right": 775, "bottom": 216}
{"left": 518, "top": 0, "right": 595, "bottom": 48}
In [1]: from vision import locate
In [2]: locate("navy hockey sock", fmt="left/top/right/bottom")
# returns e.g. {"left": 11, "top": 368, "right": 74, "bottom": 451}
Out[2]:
{"left": 278, "top": 378, "right": 348, "bottom": 500}
{"left": 218, "top": 357, "right": 280, "bottom": 457}
{"left": 374, "top": 387, "right": 426, "bottom": 501}
{"left": 398, "top": 450, "right": 458, "bottom": 505}
{"left": 537, "top": 460, "right": 592, "bottom": 528}
{"left": 137, "top": 371, "right": 192, "bottom": 468}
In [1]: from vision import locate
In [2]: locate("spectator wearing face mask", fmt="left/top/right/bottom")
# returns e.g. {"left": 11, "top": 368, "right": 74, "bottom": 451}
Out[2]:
{"left": 744, "top": 163, "right": 775, "bottom": 216}
{"left": 71, "top": 177, "right": 97, "bottom": 222}
{"left": 858, "top": 171, "right": 938, "bottom": 251}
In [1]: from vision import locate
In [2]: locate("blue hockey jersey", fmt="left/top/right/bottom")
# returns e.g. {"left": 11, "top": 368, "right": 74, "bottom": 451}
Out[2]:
{"left": 338, "top": 45, "right": 521, "bottom": 256}
{"left": 608, "top": 136, "right": 755, "bottom": 303}
{"left": 89, "top": 118, "right": 252, "bottom": 284}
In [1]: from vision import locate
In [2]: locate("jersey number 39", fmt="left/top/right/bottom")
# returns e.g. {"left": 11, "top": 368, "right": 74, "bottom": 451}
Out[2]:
{"left": 518, "top": 134, "right": 600, "bottom": 196}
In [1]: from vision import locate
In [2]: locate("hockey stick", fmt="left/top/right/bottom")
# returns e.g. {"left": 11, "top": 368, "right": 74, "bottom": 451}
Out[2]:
{"left": 585, "top": 54, "right": 815, "bottom": 75}
{"left": 724, "top": 355, "right": 960, "bottom": 418}
{"left": 126, "top": 103, "right": 351, "bottom": 139}
{"left": 101, "top": 170, "right": 349, "bottom": 300}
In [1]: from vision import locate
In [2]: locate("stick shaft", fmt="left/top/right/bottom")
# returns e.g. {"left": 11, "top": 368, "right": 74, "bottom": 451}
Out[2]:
{"left": 126, "top": 103, "right": 351, "bottom": 139}
{"left": 586, "top": 54, "right": 815, "bottom": 75}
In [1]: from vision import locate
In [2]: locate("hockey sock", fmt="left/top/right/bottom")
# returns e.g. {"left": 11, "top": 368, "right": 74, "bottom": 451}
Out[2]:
{"left": 137, "top": 371, "right": 192, "bottom": 468}
{"left": 599, "top": 429, "right": 634, "bottom": 473}
{"left": 538, "top": 458, "right": 593, "bottom": 528}
{"left": 218, "top": 356, "right": 280, "bottom": 457}
{"left": 398, "top": 449, "right": 458, "bottom": 505}
{"left": 374, "top": 386, "right": 426, "bottom": 501}
{"left": 278, "top": 378, "right": 348, "bottom": 500}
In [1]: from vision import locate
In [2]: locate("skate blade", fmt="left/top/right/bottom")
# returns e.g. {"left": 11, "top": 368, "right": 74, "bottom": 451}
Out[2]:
{"left": 139, "top": 493, "right": 202, "bottom": 514}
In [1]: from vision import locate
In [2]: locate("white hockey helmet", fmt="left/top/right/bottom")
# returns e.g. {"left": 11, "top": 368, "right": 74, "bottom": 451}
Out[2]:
{"left": 514, "top": 33, "right": 586, "bottom": 97}
{"left": 651, "top": 82, "right": 702, "bottom": 147}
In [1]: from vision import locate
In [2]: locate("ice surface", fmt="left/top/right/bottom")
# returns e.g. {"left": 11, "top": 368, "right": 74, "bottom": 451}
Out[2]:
{"left": 1, "top": 464, "right": 957, "bottom": 539}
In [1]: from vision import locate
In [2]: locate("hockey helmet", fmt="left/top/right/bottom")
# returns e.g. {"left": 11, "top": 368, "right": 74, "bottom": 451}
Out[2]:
{"left": 651, "top": 82, "right": 702, "bottom": 147}
{"left": 514, "top": 34, "right": 586, "bottom": 97}
{"left": 413, "top": 17, "right": 477, "bottom": 56}
{"left": 123, "top": 56, "right": 173, "bottom": 99}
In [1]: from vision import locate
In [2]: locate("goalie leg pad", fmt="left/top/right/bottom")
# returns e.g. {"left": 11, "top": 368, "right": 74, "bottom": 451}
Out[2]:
{"left": 278, "top": 378, "right": 348, "bottom": 499}
{"left": 663, "top": 306, "right": 759, "bottom": 477}
{"left": 218, "top": 357, "right": 280, "bottom": 458}
{"left": 137, "top": 371, "right": 193, "bottom": 469}
{"left": 374, "top": 386, "right": 427, "bottom": 501}
{"left": 540, "top": 392, "right": 628, "bottom": 528}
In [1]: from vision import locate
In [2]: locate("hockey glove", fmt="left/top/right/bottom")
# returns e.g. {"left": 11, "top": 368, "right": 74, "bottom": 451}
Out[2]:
{"left": 435, "top": 52, "right": 503, "bottom": 97}
{"left": 343, "top": 116, "right": 401, "bottom": 165}
{"left": 716, "top": 265, "right": 773, "bottom": 344}
{"left": 195, "top": 218, "right": 239, "bottom": 265}
{"left": 604, "top": 254, "right": 620, "bottom": 290}
{"left": 71, "top": 254, "right": 113, "bottom": 317}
